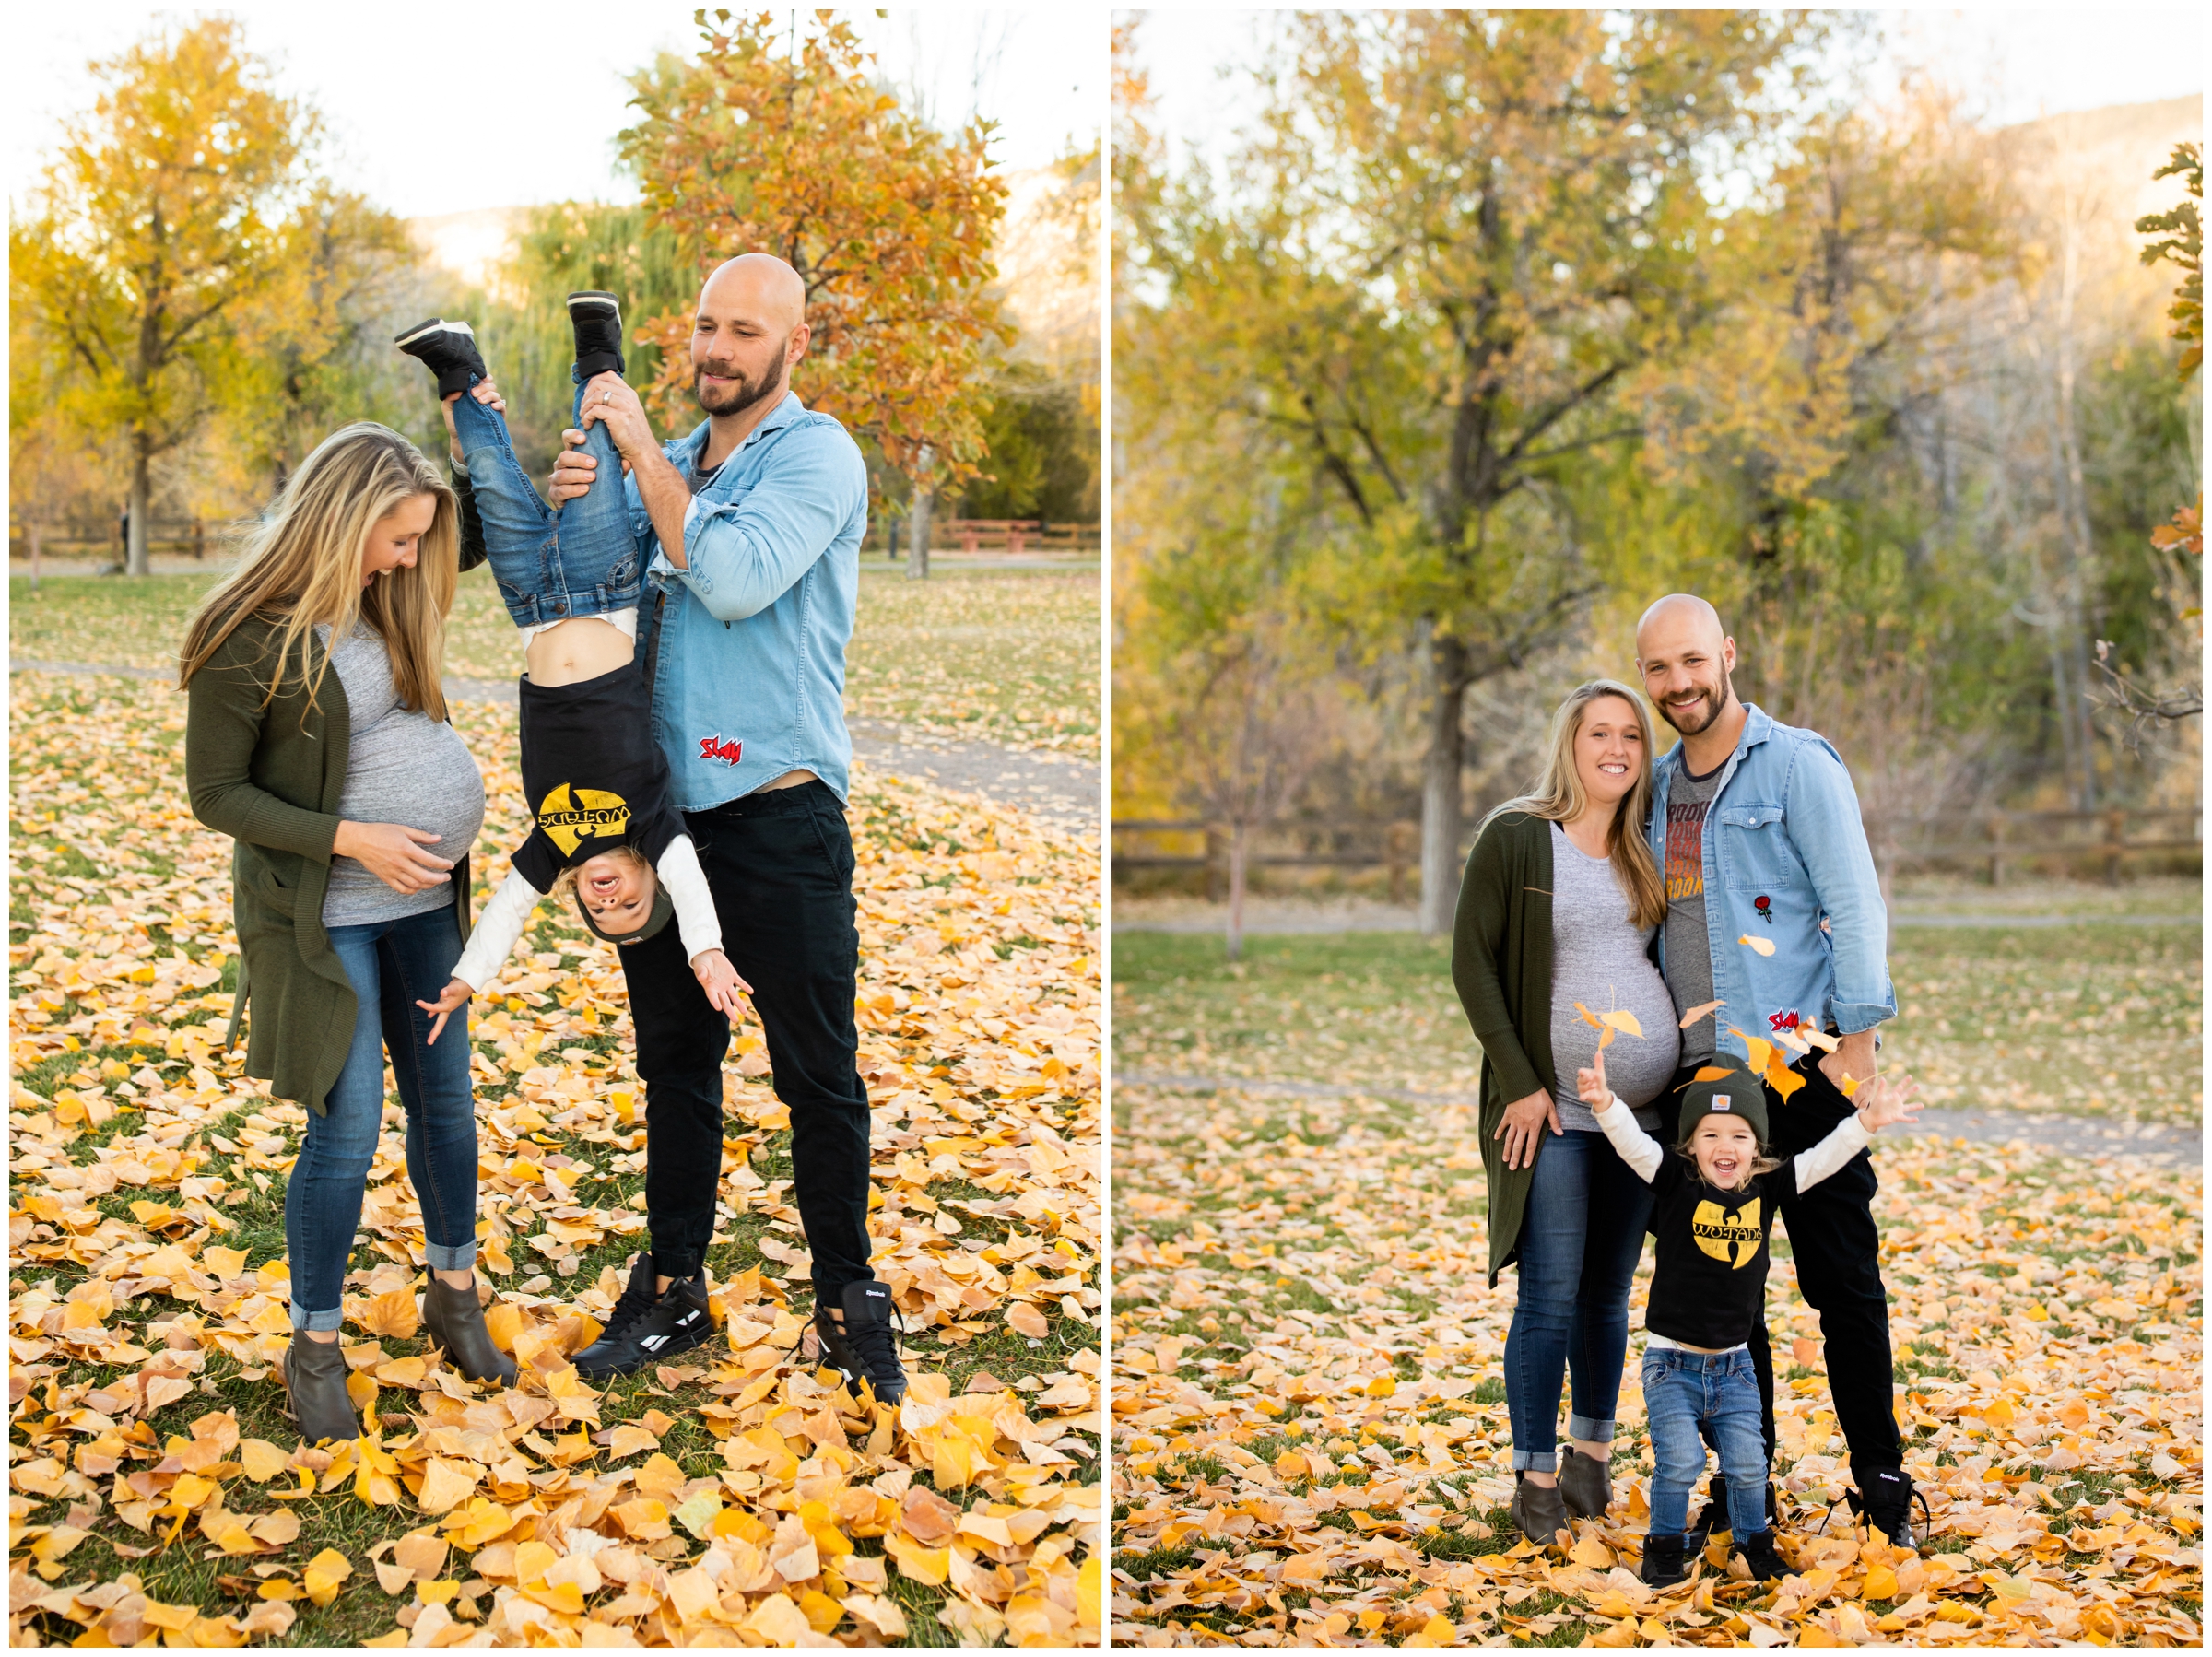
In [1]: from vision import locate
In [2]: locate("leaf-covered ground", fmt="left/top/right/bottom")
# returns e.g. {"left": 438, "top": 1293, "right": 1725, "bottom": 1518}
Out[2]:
{"left": 1110, "top": 934, "right": 2202, "bottom": 1647}
{"left": 8, "top": 673, "right": 1102, "bottom": 1647}
{"left": 9, "top": 562, "right": 1101, "bottom": 758}
{"left": 1112, "top": 919, "right": 2203, "bottom": 1126}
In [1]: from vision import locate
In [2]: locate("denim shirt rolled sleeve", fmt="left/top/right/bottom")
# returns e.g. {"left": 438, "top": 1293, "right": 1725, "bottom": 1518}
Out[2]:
{"left": 1646, "top": 703, "right": 1896, "bottom": 1060}
{"left": 670, "top": 421, "right": 868, "bottom": 621}
{"left": 631, "top": 391, "right": 869, "bottom": 810}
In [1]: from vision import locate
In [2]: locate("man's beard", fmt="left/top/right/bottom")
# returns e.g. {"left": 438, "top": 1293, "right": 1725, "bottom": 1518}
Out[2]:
{"left": 691, "top": 338, "right": 790, "bottom": 417}
{"left": 1655, "top": 666, "right": 1734, "bottom": 735}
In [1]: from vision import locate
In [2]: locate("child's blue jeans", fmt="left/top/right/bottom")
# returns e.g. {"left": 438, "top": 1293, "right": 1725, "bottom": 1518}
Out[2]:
{"left": 1641, "top": 1346, "right": 1770, "bottom": 1540}
{"left": 450, "top": 366, "right": 646, "bottom": 628}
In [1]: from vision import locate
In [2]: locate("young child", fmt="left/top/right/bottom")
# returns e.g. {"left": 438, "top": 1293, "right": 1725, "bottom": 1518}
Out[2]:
{"left": 1578, "top": 1047, "right": 1920, "bottom": 1588}
{"left": 396, "top": 298, "right": 745, "bottom": 1039}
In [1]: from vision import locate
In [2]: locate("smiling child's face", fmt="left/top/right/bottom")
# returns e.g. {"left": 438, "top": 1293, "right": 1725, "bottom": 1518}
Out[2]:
{"left": 1690, "top": 1114, "right": 1760, "bottom": 1190}
{"left": 577, "top": 853, "right": 654, "bottom": 936}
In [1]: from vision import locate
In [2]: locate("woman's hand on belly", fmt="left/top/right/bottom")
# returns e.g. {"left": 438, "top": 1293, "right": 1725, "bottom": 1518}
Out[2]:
{"left": 1495, "top": 1087, "right": 1562, "bottom": 1169}
{"left": 333, "top": 820, "right": 454, "bottom": 894}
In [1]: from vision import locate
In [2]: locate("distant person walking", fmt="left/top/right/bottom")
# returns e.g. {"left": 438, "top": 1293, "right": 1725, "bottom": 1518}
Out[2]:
{"left": 182, "top": 424, "right": 514, "bottom": 1447}
{"left": 1452, "top": 679, "right": 1680, "bottom": 1546}
{"left": 1633, "top": 593, "right": 1919, "bottom": 1548}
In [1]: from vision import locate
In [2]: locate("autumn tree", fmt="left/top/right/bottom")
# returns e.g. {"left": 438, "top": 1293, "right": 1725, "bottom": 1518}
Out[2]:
{"left": 2096, "top": 140, "right": 2204, "bottom": 734}
{"left": 230, "top": 184, "right": 412, "bottom": 492}
{"left": 1126, "top": 12, "right": 1823, "bottom": 932}
{"left": 619, "top": 10, "right": 1012, "bottom": 569}
{"left": 11, "top": 19, "right": 316, "bottom": 575}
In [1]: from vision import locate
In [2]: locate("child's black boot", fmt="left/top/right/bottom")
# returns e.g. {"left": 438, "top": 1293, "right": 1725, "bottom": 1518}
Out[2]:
{"left": 394, "top": 318, "right": 487, "bottom": 398}
{"left": 1640, "top": 1532, "right": 1688, "bottom": 1589}
{"left": 568, "top": 291, "right": 626, "bottom": 380}
{"left": 1735, "top": 1528, "right": 1786, "bottom": 1584}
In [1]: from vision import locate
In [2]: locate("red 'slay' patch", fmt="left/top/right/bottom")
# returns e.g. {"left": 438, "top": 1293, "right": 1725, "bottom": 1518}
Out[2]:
{"left": 699, "top": 734, "right": 743, "bottom": 766}
{"left": 1767, "top": 1008, "right": 1802, "bottom": 1033}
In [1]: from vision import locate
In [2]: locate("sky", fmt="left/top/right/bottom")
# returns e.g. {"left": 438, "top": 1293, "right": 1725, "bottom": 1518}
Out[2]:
{"left": 9, "top": 6, "right": 1104, "bottom": 218}
{"left": 1126, "top": 8, "right": 2205, "bottom": 176}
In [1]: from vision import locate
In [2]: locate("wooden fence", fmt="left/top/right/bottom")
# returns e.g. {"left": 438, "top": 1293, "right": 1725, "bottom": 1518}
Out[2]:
{"left": 11, "top": 518, "right": 218, "bottom": 563}
{"left": 1112, "top": 807, "right": 2204, "bottom": 897}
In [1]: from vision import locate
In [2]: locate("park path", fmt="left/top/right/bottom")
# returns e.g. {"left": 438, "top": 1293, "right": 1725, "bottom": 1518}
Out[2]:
{"left": 11, "top": 657, "right": 1100, "bottom": 838}
{"left": 1111, "top": 1067, "right": 2202, "bottom": 1165}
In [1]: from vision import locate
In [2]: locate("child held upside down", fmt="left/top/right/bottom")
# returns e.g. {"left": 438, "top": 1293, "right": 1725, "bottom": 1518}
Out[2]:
{"left": 395, "top": 298, "right": 747, "bottom": 1033}
{"left": 1577, "top": 1046, "right": 1921, "bottom": 1588}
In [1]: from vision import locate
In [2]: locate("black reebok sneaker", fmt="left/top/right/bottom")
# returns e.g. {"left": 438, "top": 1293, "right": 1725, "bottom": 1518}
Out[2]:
{"left": 812, "top": 1279, "right": 909, "bottom": 1406}
{"left": 571, "top": 1255, "right": 712, "bottom": 1381}
{"left": 1844, "top": 1467, "right": 1926, "bottom": 1551}
{"left": 567, "top": 291, "right": 625, "bottom": 380}
{"left": 394, "top": 318, "right": 488, "bottom": 398}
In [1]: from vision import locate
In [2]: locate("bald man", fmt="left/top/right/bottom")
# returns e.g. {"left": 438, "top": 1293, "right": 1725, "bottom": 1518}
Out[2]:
{"left": 543, "top": 255, "right": 907, "bottom": 1404}
{"left": 1633, "top": 596, "right": 1917, "bottom": 1548}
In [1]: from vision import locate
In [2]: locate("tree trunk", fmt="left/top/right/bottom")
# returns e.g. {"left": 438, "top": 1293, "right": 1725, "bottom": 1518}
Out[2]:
{"left": 1226, "top": 819, "right": 1249, "bottom": 962}
{"left": 28, "top": 519, "right": 41, "bottom": 593}
{"left": 127, "top": 435, "right": 153, "bottom": 577}
{"left": 1419, "top": 627, "right": 1471, "bottom": 936}
{"left": 906, "top": 446, "right": 935, "bottom": 581}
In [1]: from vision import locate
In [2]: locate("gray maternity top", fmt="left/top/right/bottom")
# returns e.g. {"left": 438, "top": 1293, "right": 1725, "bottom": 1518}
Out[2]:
{"left": 1547, "top": 821, "right": 1680, "bottom": 1133}
{"left": 317, "top": 622, "right": 486, "bottom": 927}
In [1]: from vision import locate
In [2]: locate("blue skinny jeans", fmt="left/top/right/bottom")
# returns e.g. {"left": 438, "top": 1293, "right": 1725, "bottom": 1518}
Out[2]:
{"left": 287, "top": 904, "right": 478, "bottom": 1329}
{"left": 450, "top": 366, "right": 646, "bottom": 628}
{"left": 1504, "top": 1127, "right": 1655, "bottom": 1472}
{"left": 1642, "top": 1346, "right": 1771, "bottom": 1541}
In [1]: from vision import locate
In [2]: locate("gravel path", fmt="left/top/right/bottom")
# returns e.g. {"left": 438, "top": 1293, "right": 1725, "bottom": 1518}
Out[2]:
{"left": 1111, "top": 1067, "right": 2202, "bottom": 1164}
{"left": 12, "top": 657, "right": 1100, "bottom": 838}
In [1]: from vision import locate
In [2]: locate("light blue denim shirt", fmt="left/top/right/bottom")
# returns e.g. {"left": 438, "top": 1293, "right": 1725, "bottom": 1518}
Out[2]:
{"left": 629, "top": 390, "right": 869, "bottom": 810}
{"left": 1646, "top": 702, "right": 1896, "bottom": 1056}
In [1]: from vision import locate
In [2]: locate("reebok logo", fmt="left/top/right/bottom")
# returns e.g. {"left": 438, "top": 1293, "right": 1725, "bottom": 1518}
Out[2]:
{"left": 699, "top": 734, "right": 743, "bottom": 766}
{"left": 640, "top": 1334, "right": 667, "bottom": 1351}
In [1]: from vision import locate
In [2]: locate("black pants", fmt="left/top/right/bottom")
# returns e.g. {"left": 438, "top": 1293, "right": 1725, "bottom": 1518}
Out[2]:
{"left": 618, "top": 781, "right": 874, "bottom": 1301}
{"left": 1671, "top": 1052, "right": 1903, "bottom": 1479}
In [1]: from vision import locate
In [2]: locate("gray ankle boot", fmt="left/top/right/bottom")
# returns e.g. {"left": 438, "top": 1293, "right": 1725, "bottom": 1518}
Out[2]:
{"left": 1510, "top": 1474, "right": 1572, "bottom": 1547}
{"left": 1559, "top": 1447, "right": 1612, "bottom": 1518}
{"left": 421, "top": 1275, "right": 519, "bottom": 1386}
{"left": 283, "top": 1334, "right": 360, "bottom": 1446}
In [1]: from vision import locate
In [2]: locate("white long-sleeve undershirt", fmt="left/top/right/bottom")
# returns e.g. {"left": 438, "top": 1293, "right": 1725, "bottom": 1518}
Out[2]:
{"left": 451, "top": 833, "right": 722, "bottom": 992}
{"left": 1589, "top": 1092, "right": 1875, "bottom": 1193}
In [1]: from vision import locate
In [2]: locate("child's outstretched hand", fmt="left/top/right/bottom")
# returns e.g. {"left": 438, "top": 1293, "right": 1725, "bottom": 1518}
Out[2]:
{"left": 692, "top": 949, "right": 752, "bottom": 1017}
{"left": 1853, "top": 1072, "right": 1923, "bottom": 1134}
{"left": 415, "top": 978, "right": 474, "bottom": 1046}
{"left": 1576, "top": 1047, "right": 1618, "bottom": 1115}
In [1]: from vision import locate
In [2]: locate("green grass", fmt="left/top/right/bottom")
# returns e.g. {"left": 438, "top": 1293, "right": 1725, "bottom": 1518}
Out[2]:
{"left": 10, "top": 562, "right": 1100, "bottom": 758}
{"left": 1110, "top": 920, "right": 2203, "bottom": 1123}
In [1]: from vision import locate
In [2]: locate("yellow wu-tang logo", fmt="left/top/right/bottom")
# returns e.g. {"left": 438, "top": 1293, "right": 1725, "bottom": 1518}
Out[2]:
{"left": 1691, "top": 1196, "right": 1763, "bottom": 1268}
{"left": 538, "top": 783, "right": 629, "bottom": 857}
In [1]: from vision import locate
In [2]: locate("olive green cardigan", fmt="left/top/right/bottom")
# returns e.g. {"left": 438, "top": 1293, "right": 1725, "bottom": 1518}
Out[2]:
{"left": 1450, "top": 810, "right": 1557, "bottom": 1287}
{"left": 186, "top": 616, "right": 471, "bottom": 1116}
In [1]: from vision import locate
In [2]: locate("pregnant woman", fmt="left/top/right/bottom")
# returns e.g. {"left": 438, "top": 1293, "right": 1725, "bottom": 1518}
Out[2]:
{"left": 183, "top": 422, "right": 516, "bottom": 1446}
{"left": 1452, "top": 678, "right": 1681, "bottom": 1546}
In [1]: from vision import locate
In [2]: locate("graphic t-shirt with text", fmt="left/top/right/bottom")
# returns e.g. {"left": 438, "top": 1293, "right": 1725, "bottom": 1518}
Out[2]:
{"left": 511, "top": 655, "right": 686, "bottom": 893}
{"left": 1663, "top": 760, "right": 1726, "bottom": 1063}
{"left": 1647, "top": 1135, "right": 1800, "bottom": 1349}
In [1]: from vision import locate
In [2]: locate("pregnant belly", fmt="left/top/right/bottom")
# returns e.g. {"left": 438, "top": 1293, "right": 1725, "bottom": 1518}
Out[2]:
{"left": 1558, "top": 964, "right": 1682, "bottom": 1109}
{"left": 335, "top": 721, "right": 487, "bottom": 854}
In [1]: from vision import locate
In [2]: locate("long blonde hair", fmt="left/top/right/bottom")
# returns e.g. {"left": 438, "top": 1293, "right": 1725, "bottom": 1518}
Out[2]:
{"left": 180, "top": 423, "right": 458, "bottom": 720}
{"left": 1485, "top": 678, "right": 1666, "bottom": 929}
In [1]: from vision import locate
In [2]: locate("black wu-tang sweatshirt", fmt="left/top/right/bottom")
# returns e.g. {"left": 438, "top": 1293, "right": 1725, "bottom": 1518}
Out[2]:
{"left": 511, "top": 656, "right": 686, "bottom": 893}
{"left": 1594, "top": 1099, "right": 1873, "bottom": 1350}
